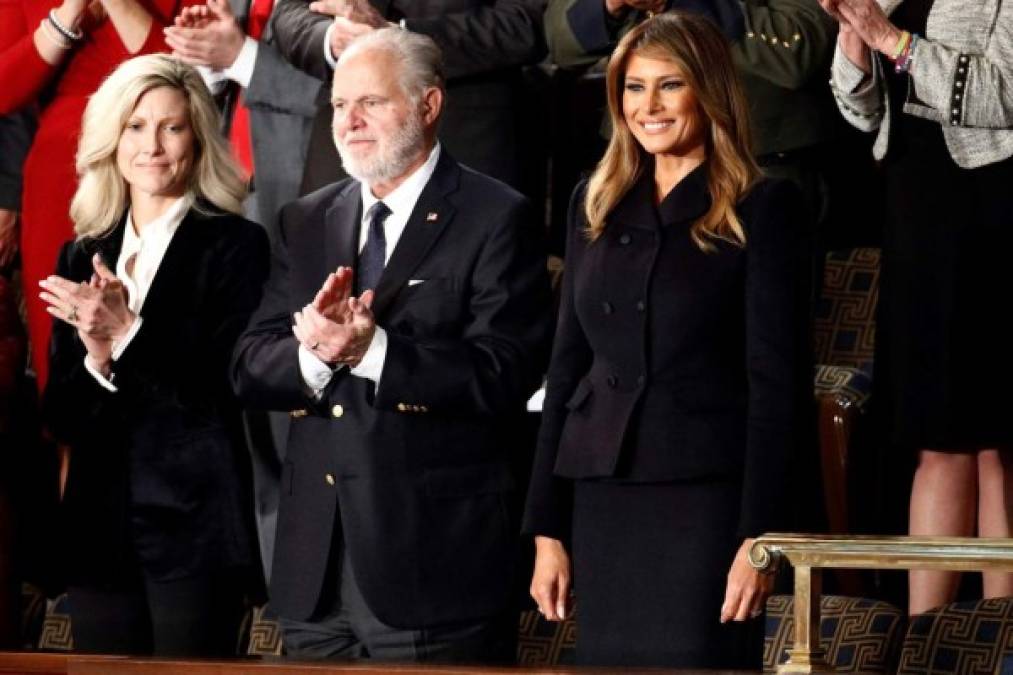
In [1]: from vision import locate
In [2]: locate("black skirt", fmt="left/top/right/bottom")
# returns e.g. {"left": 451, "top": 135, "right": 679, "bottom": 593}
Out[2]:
{"left": 570, "top": 478, "right": 762, "bottom": 668}
{"left": 878, "top": 114, "right": 1013, "bottom": 450}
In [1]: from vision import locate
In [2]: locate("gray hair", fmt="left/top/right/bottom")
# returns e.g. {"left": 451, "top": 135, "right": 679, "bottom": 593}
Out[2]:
{"left": 338, "top": 27, "right": 445, "bottom": 101}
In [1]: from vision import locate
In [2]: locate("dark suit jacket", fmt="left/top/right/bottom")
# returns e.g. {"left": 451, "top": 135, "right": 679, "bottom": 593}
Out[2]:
{"left": 523, "top": 165, "right": 812, "bottom": 543}
{"left": 43, "top": 208, "right": 270, "bottom": 587}
{"left": 269, "top": 0, "right": 547, "bottom": 192}
{"left": 231, "top": 151, "right": 552, "bottom": 627}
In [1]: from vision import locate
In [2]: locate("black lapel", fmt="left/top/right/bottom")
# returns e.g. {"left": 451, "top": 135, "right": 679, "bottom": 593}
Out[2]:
{"left": 135, "top": 209, "right": 202, "bottom": 319}
{"left": 82, "top": 217, "right": 128, "bottom": 273}
{"left": 609, "top": 170, "right": 662, "bottom": 232}
{"left": 370, "top": 152, "right": 458, "bottom": 319}
{"left": 323, "top": 182, "right": 362, "bottom": 276}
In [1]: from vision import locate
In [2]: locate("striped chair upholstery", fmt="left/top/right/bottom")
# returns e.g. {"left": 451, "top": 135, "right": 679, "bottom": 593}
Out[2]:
{"left": 898, "top": 597, "right": 1013, "bottom": 675}
{"left": 764, "top": 594, "right": 905, "bottom": 673}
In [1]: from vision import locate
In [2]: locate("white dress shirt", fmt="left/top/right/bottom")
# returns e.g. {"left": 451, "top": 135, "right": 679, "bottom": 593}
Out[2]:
{"left": 197, "top": 36, "right": 260, "bottom": 92}
{"left": 85, "top": 197, "right": 188, "bottom": 392}
{"left": 298, "top": 143, "right": 442, "bottom": 396}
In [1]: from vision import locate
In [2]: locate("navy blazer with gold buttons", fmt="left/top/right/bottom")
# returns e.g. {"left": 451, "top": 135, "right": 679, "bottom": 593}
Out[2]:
{"left": 523, "top": 163, "right": 812, "bottom": 543}
{"left": 232, "top": 151, "right": 553, "bottom": 629}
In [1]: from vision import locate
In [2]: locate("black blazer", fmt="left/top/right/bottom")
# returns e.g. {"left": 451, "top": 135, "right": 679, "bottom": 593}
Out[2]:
{"left": 44, "top": 208, "right": 270, "bottom": 586}
{"left": 523, "top": 165, "right": 812, "bottom": 542}
{"left": 232, "top": 151, "right": 552, "bottom": 627}
{"left": 269, "top": 0, "right": 547, "bottom": 192}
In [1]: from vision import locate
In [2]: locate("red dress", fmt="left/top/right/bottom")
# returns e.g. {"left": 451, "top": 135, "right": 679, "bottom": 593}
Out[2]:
{"left": 0, "top": 0, "right": 193, "bottom": 389}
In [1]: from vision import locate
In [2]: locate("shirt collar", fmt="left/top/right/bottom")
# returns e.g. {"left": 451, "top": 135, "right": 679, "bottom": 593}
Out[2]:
{"left": 122, "top": 196, "right": 188, "bottom": 250}
{"left": 360, "top": 143, "right": 441, "bottom": 220}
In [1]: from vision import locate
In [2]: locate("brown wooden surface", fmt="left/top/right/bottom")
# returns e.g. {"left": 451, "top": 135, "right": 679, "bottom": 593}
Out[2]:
{"left": 1, "top": 652, "right": 758, "bottom": 675}
{"left": 0, "top": 652, "right": 125, "bottom": 674}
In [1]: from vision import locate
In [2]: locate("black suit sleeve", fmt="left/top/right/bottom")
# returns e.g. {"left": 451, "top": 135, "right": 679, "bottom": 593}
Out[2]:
{"left": 737, "top": 179, "right": 812, "bottom": 538}
{"left": 373, "top": 197, "right": 551, "bottom": 415}
{"left": 401, "top": 0, "right": 547, "bottom": 79}
{"left": 43, "top": 243, "right": 122, "bottom": 445}
{"left": 231, "top": 200, "right": 335, "bottom": 412}
{"left": 521, "top": 184, "right": 591, "bottom": 542}
{"left": 44, "top": 223, "right": 270, "bottom": 445}
{"left": 271, "top": 0, "right": 547, "bottom": 81}
{"left": 270, "top": 0, "right": 334, "bottom": 81}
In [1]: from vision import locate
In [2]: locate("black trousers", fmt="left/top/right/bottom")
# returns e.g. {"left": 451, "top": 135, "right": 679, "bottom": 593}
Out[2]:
{"left": 279, "top": 548, "right": 516, "bottom": 663}
{"left": 68, "top": 570, "right": 246, "bottom": 657}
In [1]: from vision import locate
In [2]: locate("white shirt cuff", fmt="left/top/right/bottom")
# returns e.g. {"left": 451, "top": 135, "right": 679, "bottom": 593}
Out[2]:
{"left": 84, "top": 355, "right": 118, "bottom": 393}
{"left": 111, "top": 316, "right": 143, "bottom": 361}
{"left": 196, "top": 65, "right": 229, "bottom": 95}
{"left": 223, "top": 36, "right": 259, "bottom": 89}
{"left": 323, "top": 22, "right": 338, "bottom": 68}
{"left": 299, "top": 343, "right": 336, "bottom": 395}
{"left": 349, "top": 326, "right": 386, "bottom": 384}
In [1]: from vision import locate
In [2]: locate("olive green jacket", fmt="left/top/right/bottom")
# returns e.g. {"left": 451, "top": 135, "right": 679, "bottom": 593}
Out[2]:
{"left": 546, "top": 0, "right": 838, "bottom": 156}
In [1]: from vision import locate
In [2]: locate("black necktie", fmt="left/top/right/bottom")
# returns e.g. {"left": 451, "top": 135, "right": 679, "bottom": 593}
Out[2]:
{"left": 356, "top": 201, "right": 390, "bottom": 295}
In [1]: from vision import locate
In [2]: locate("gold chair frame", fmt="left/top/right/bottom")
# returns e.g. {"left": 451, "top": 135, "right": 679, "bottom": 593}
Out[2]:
{"left": 750, "top": 534, "right": 1013, "bottom": 674}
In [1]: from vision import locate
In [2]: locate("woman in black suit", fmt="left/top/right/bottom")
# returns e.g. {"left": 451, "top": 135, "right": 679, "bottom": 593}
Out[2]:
{"left": 524, "top": 12, "right": 811, "bottom": 668}
{"left": 39, "top": 54, "right": 269, "bottom": 656}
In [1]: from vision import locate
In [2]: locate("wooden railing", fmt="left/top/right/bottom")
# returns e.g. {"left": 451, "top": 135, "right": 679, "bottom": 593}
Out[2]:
{"left": 0, "top": 652, "right": 752, "bottom": 675}
{"left": 749, "top": 534, "right": 1013, "bottom": 674}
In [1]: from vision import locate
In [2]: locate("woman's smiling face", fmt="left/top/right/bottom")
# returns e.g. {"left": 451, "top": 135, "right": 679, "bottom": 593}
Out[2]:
{"left": 622, "top": 53, "right": 706, "bottom": 160}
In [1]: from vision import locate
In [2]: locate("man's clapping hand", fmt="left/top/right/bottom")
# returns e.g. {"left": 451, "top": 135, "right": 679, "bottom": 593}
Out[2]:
{"left": 293, "top": 266, "right": 377, "bottom": 367}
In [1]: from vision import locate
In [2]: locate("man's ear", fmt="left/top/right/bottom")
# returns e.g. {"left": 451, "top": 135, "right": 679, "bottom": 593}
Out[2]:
{"left": 421, "top": 87, "right": 443, "bottom": 126}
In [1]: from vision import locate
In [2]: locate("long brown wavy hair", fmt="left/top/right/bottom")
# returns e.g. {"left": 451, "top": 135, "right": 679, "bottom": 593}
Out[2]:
{"left": 584, "top": 12, "right": 760, "bottom": 251}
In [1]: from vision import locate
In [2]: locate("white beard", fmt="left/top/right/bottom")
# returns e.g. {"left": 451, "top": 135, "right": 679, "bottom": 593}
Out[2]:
{"left": 334, "top": 109, "right": 425, "bottom": 186}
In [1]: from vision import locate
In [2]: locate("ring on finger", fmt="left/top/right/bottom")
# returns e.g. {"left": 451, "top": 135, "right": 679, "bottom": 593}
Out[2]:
{"left": 67, "top": 305, "right": 79, "bottom": 322}
{"left": 311, "top": 341, "right": 320, "bottom": 350}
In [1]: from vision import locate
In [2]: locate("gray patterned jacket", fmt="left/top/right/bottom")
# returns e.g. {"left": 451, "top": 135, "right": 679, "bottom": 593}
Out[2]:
{"left": 829, "top": 0, "right": 1013, "bottom": 168}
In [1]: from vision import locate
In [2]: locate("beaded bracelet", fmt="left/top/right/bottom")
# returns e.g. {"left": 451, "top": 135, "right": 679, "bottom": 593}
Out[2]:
{"left": 38, "top": 17, "right": 72, "bottom": 49}
{"left": 47, "top": 9, "right": 83, "bottom": 42}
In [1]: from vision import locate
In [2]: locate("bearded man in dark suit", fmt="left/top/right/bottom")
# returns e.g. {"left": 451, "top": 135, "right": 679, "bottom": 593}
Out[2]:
{"left": 231, "top": 28, "right": 552, "bottom": 661}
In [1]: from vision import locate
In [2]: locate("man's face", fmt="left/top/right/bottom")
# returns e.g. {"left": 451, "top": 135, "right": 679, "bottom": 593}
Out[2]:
{"left": 331, "top": 47, "right": 427, "bottom": 186}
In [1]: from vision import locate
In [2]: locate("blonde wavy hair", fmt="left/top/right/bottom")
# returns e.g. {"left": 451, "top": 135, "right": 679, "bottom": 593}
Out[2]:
{"left": 585, "top": 12, "right": 760, "bottom": 251}
{"left": 70, "top": 54, "right": 246, "bottom": 239}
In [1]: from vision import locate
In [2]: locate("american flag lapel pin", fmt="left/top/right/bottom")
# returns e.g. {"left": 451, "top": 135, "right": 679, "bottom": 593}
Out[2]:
{"left": 426, "top": 211, "right": 438, "bottom": 222}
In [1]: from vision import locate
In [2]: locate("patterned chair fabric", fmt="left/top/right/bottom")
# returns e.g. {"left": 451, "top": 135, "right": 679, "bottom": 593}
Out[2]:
{"left": 246, "top": 603, "right": 284, "bottom": 656}
{"left": 898, "top": 597, "right": 1013, "bottom": 675}
{"left": 516, "top": 608, "right": 576, "bottom": 666}
{"left": 37, "top": 593, "right": 72, "bottom": 651}
{"left": 814, "top": 364, "right": 874, "bottom": 411}
{"left": 813, "top": 247, "right": 880, "bottom": 376}
{"left": 764, "top": 594, "right": 905, "bottom": 673}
